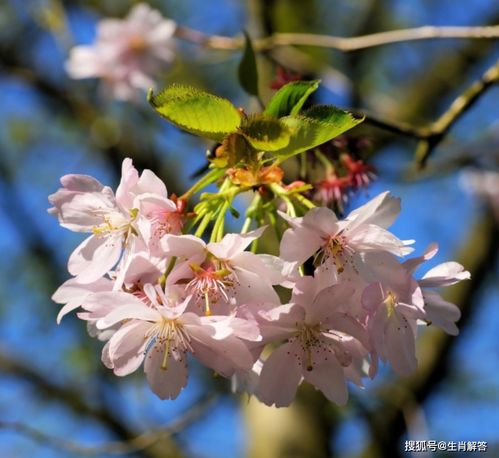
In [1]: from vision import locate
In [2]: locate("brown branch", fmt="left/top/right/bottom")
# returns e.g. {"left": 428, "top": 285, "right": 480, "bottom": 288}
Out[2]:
{"left": 356, "top": 59, "right": 499, "bottom": 167}
{"left": 175, "top": 25, "right": 499, "bottom": 52}
{"left": 0, "top": 350, "right": 186, "bottom": 458}
{"left": 0, "top": 395, "right": 216, "bottom": 456}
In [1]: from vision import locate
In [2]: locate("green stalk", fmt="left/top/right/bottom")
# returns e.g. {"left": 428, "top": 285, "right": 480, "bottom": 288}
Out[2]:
{"left": 181, "top": 167, "right": 225, "bottom": 200}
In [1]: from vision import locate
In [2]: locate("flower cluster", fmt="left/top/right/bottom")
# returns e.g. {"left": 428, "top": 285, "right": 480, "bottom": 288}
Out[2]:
{"left": 66, "top": 3, "right": 176, "bottom": 100}
{"left": 50, "top": 158, "right": 469, "bottom": 406}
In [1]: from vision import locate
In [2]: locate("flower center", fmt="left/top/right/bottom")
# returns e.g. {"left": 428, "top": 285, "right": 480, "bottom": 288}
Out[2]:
{"left": 289, "top": 323, "right": 352, "bottom": 371}
{"left": 384, "top": 290, "right": 397, "bottom": 317}
{"left": 92, "top": 208, "right": 138, "bottom": 241}
{"left": 185, "top": 262, "right": 234, "bottom": 316}
{"left": 149, "top": 208, "right": 183, "bottom": 238}
{"left": 146, "top": 317, "right": 192, "bottom": 370}
{"left": 320, "top": 234, "right": 353, "bottom": 274}
{"left": 128, "top": 35, "right": 148, "bottom": 53}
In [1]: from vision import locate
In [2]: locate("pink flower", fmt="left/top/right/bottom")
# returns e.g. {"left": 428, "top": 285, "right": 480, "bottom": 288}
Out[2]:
{"left": 403, "top": 244, "right": 470, "bottom": 336}
{"left": 48, "top": 158, "right": 173, "bottom": 285}
{"left": 361, "top": 269, "right": 424, "bottom": 377}
{"left": 256, "top": 277, "right": 369, "bottom": 407}
{"left": 66, "top": 3, "right": 176, "bottom": 101}
{"left": 280, "top": 192, "right": 413, "bottom": 278}
{"left": 161, "top": 228, "right": 282, "bottom": 315}
{"left": 48, "top": 173, "right": 138, "bottom": 284}
{"left": 89, "top": 284, "right": 257, "bottom": 399}
{"left": 53, "top": 277, "right": 113, "bottom": 324}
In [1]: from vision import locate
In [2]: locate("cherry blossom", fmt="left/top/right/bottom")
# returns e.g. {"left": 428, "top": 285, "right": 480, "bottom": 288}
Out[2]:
{"left": 49, "top": 158, "right": 471, "bottom": 405}
{"left": 257, "top": 276, "right": 369, "bottom": 406}
{"left": 89, "top": 284, "right": 257, "bottom": 399}
{"left": 280, "top": 192, "right": 413, "bottom": 279}
{"left": 66, "top": 3, "right": 176, "bottom": 100}
{"left": 161, "top": 228, "right": 281, "bottom": 315}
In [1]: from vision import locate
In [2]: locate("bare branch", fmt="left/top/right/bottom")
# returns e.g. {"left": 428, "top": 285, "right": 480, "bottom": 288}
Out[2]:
{"left": 0, "top": 395, "right": 216, "bottom": 456}
{"left": 356, "top": 60, "right": 499, "bottom": 167}
{"left": 176, "top": 25, "right": 499, "bottom": 52}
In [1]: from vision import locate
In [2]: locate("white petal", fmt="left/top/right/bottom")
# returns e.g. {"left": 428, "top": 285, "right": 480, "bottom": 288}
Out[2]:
{"left": 346, "top": 191, "right": 400, "bottom": 230}
{"left": 68, "top": 234, "right": 122, "bottom": 283}
{"left": 109, "top": 321, "right": 150, "bottom": 376}
{"left": 96, "top": 302, "right": 159, "bottom": 329}
{"left": 420, "top": 262, "right": 470, "bottom": 288}
{"left": 207, "top": 227, "right": 266, "bottom": 260}
{"left": 279, "top": 226, "right": 323, "bottom": 264}
{"left": 160, "top": 234, "right": 205, "bottom": 260}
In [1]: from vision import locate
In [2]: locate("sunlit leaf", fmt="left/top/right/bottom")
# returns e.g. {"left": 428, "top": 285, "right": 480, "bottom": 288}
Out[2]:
{"left": 148, "top": 85, "right": 242, "bottom": 141}
{"left": 271, "top": 105, "right": 364, "bottom": 158}
{"left": 264, "top": 80, "right": 320, "bottom": 118}
{"left": 239, "top": 115, "right": 291, "bottom": 151}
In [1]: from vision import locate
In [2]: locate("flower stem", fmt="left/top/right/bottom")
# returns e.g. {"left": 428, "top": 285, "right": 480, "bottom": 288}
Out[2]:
{"left": 180, "top": 168, "right": 225, "bottom": 201}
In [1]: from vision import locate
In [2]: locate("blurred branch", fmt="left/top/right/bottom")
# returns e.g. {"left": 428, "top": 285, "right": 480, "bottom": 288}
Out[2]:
{"left": 357, "top": 59, "right": 499, "bottom": 167}
{"left": 176, "top": 24, "right": 499, "bottom": 51}
{"left": 0, "top": 350, "right": 186, "bottom": 458}
{"left": 360, "top": 210, "right": 499, "bottom": 458}
{"left": 0, "top": 394, "right": 216, "bottom": 456}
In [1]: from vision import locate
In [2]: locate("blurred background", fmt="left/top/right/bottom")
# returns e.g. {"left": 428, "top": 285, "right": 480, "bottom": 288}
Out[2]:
{"left": 0, "top": 0, "right": 498, "bottom": 457}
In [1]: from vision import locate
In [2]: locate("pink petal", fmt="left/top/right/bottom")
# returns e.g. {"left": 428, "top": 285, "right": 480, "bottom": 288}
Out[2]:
{"left": 385, "top": 312, "right": 417, "bottom": 377}
{"left": 160, "top": 234, "right": 206, "bottom": 260}
{"left": 144, "top": 346, "right": 188, "bottom": 400}
{"left": 257, "top": 342, "right": 303, "bottom": 407}
{"left": 361, "top": 282, "right": 386, "bottom": 313}
{"left": 423, "top": 291, "right": 461, "bottom": 335}
{"left": 116, "top": 158, "right": 139, "bottom": 209}
{"left": 136, "top": 169, "right": 168, "bottom": 197}
{"left": 207, "top": 227, "right": 266, "bottom": 260}
{"left": 232, "top": 268, "right": 280, "bottom": 306}
{"left": 420, "top": 262, "right": 470, "bottom": 288}
{"left": 346, "top": 191, "right": 400, "bottom": 230}
{"left": 303, "top": 206, "right": 339, "bottom": 235}
{"left": 402, "top": 243, "right": 439, "bottom": 273}
{"left": 96, "top": 302, "right": 159, "bottom": 329}
{"left": 280, "top": 226, "right": 323, "bottom": 264}
{"left": 68, "top": 234, "right": 122, "bottom": 283}
{"left": 323, "top": 313, "right": 370, "bottom": 350}
{"left": 108, "top": 321, "right": 150, "bottom": 376}
{"left": 349, "top": 224, "right": 413, "bottom": 256}
{"left": 306, "top": 284, "right": 355, "bottom": 324}
{"left": 187, "top": 326, "right": 254, "bottom": 375}
{"left": 303, "top": 360, "right": 348, "bottom": 405}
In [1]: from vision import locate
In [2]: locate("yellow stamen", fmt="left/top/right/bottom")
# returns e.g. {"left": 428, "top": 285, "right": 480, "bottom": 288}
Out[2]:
{"left": 384, "top": 291, "right": 397, "bottom": 317}
{"left": 161, "top": 337, "right": 171, "bottom": 370}
{"left": 204, "top": 292, "right": 212, "bottom": 316}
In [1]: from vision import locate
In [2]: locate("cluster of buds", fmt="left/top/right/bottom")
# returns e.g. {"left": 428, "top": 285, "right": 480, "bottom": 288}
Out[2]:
{"left": 311, "top": 136, "right": 376, "bottom": 213}
{"left": 50, "top": 158, "right": 469, "bottom": 406}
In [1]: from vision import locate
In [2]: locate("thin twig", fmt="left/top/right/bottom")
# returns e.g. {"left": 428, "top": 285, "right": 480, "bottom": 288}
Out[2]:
{"left": 176, "top": 25, "right": 499, "bottom": 52}
{"left": 414, "top": 59, "right": 499, "bottom": 167}
{"left": 356, "top": 60, "right": 499, "bottom": 167}
{"left": 0, "top": 395, "right": 217, "bottom": 456}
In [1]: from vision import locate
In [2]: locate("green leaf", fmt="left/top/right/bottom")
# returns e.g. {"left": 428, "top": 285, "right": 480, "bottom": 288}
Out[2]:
{"left": 271, "top": 105, "right": 364, "bottom": 158}
{"left": 238, "top": 31, "right": 259, "bottom": 97}
{"left": 264, "top": 80, "right": 320, "bottom": 118}
{"left": 239, "top": 115, "right": 291, "bottom": 151}
{"left": 148, "top": 85, "right": 242, "bottom": 141}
